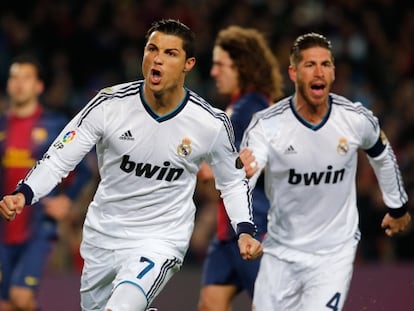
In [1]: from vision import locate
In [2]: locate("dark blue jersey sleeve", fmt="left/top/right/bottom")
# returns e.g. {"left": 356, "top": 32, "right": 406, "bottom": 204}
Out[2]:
{"left": 230, "top": 93, "right": 269, "bottom": 149}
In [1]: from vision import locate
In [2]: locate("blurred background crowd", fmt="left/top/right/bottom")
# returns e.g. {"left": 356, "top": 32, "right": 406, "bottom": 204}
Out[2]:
{"left": 0, "top": 0, "right": 413, "bottom": 273}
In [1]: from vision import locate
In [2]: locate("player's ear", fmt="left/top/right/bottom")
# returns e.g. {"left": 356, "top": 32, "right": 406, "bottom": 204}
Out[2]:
{"left": 184, "top": 57, "right": 196, "bottom": 73}
{"left": 36, "top": 80, "right": 45, "bottom": 96}
{"left": 288, "top": 65, "right": 297, "bottom": 83}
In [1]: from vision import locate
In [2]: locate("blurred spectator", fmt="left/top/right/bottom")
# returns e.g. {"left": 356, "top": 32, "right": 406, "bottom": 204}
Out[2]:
{"left": 0, "top": 54, "right": 91, "bottom": 310}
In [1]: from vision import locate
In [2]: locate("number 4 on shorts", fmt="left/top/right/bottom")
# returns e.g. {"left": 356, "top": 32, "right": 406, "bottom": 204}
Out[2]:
{"left": 326, "top": 292, "right": 341, "bottom": 311}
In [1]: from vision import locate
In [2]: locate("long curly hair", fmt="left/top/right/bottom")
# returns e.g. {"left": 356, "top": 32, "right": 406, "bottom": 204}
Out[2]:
{"left": 214, "top": 25, "right": 284, "bottom": 101}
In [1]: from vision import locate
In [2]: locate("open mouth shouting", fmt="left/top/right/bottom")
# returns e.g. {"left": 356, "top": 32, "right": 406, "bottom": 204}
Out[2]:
{"left": 310, "top": 81, "right": 326, "bottom": 98}
{"left": 150, "top": 69, "right": 162, "bottom": 85}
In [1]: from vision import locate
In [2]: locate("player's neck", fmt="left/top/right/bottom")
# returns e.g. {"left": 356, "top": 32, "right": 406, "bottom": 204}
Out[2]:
{"left": 10, "top": 101, "right": 39, "bottom": 118}
{"left": 293, "top": 95, "right": 329, "bottom": 125}
{"left": 144, "top": 86, "right": 186, "bottom": 116}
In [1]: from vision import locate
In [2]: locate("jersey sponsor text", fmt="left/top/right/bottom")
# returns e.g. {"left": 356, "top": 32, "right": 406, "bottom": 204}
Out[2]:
{"left": 120, "top": 155, "right": 184, "bottom": 181}
{"left": 288, "top": 166, "right": 345, "bottom": 185}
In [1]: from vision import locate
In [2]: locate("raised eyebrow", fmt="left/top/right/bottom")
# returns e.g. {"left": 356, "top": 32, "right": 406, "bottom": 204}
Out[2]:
{"left": 145, "top": 43, "right": 157, "bottom": 49}
{"left": 303, "top": 59, "right": 332, "bottom": 65}
{"left": 303, "top": 60, "right": 316, "bottom": 65}
{"left": 322, "top": 60, "right": 333, "bottom": 65}
{"left": 165, "top": 48, "right": 181, "bottom": 54}
{"left": 145, "top": 43, "right": 181, "bottom": 55}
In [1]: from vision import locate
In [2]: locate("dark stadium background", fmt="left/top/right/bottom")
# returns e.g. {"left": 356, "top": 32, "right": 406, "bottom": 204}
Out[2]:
{"left": 1, "top": 1, "right": 413, "bottom": 310}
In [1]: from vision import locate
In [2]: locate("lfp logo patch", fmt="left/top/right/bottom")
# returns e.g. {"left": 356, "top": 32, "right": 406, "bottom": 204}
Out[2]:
{"left": 62, "top": 130, "right": 76, "bottom": 143}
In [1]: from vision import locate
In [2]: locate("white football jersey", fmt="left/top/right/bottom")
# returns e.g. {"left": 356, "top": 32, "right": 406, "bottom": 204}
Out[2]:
{"left": 242, "top": 93, "right": 407, "bottom": 255}
{"left": 23, "top": 80, "right": 253, "bottom": 259}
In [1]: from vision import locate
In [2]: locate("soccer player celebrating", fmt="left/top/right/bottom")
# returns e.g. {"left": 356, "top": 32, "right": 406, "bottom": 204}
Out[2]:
{"left": 0, "top": 19, "right": 262, "bottom": 311}
{"left": 240, "top": 33, "right": 411, "bottom": 311}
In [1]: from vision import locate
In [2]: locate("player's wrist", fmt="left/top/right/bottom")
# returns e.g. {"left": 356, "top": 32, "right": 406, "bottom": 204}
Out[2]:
{"left": 12, "top": 182, "right": 33, "bottom": 206}
{"left": 236, "top": 222, "right": 257, "bottom": 238}
{"left": 388, "top": 203, "right": 408, "bottom": 219}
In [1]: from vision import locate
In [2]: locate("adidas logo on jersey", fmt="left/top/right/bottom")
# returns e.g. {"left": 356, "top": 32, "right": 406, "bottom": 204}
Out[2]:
{"left": 119, "top": 130, "right": 134, "bottom": 141}
{"left": 284, "top": 145, "right": 297, "bottom": 154}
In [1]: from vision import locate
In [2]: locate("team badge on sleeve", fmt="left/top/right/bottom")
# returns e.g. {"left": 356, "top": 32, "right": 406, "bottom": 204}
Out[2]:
{"left": 62, "top": 130, "right": 76, "bottom": 143}
{"left": 177, "top": 137, "right": 192, "bottom": 157}
{"left": 337, "top": 137, "right": 349, "bottom": 155}
{"left": 53, "top": 130, "right": 77, "bottom": 149}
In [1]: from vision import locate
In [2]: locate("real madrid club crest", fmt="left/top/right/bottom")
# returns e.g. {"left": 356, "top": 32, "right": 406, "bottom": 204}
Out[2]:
{"left": 177, "top": 137, "right": 192, "bottom": 157}
{"left": 337, "top": 137, "right": 349, "bottom": 155}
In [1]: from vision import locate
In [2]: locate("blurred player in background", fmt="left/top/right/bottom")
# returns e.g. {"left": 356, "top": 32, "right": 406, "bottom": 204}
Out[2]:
{"left": 196, "top": 25, "right": 283, "bottom": 311}
{"left": 0, "top": 55, "right": 91, "bottom": 310}
{"left": 0, "top": 19, "right": 262, "bottom": 311}
{"left": 240, "top": 32, "right": 411, "bottom": 311}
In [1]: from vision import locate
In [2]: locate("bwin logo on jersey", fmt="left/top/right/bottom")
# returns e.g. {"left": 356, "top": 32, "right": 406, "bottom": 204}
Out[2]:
{"left": 177, "top": 137, "right": 192, "bottom": 157}
{"left": 288, "top": 166, "right": 345, "bottom": 185}
{"left": 120, "top": 155, "right": 184, "bottom": 182}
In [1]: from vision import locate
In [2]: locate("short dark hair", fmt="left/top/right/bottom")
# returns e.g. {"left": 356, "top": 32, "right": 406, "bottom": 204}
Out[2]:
{"left": 145, "top": 19, "right": 196, "bottom": 59}
{"left": 10, "top": 54, "right": 45, "bottom": 81}
{"left": 290, "top": 33, "right": 333, "bottom": 65}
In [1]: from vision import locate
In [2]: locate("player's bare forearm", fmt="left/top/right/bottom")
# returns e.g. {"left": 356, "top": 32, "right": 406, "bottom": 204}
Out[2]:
{"left": 381, "top": 212, "right": 411, "bottom": 237}
{"left": 0, "top": 193, "right": 26, "bottom": 221}
{"left": 238, "top": 233, "right": 263, "bottom": 260}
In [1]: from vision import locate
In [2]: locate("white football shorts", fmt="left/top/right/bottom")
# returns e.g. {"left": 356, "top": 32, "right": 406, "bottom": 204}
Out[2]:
{"left": 79, "top": 240, "right": 182, "bottom": 311}
{"left": 253, "top": 238, "right": 358, "bottom": 311}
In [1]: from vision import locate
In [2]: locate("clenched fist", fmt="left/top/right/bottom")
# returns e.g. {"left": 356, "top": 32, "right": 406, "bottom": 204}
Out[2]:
{"left": 238, "top": 233, "right": 263, "bottom": 260}
{"left": 0, "top": 193, "right": 26, "bottom": 221}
